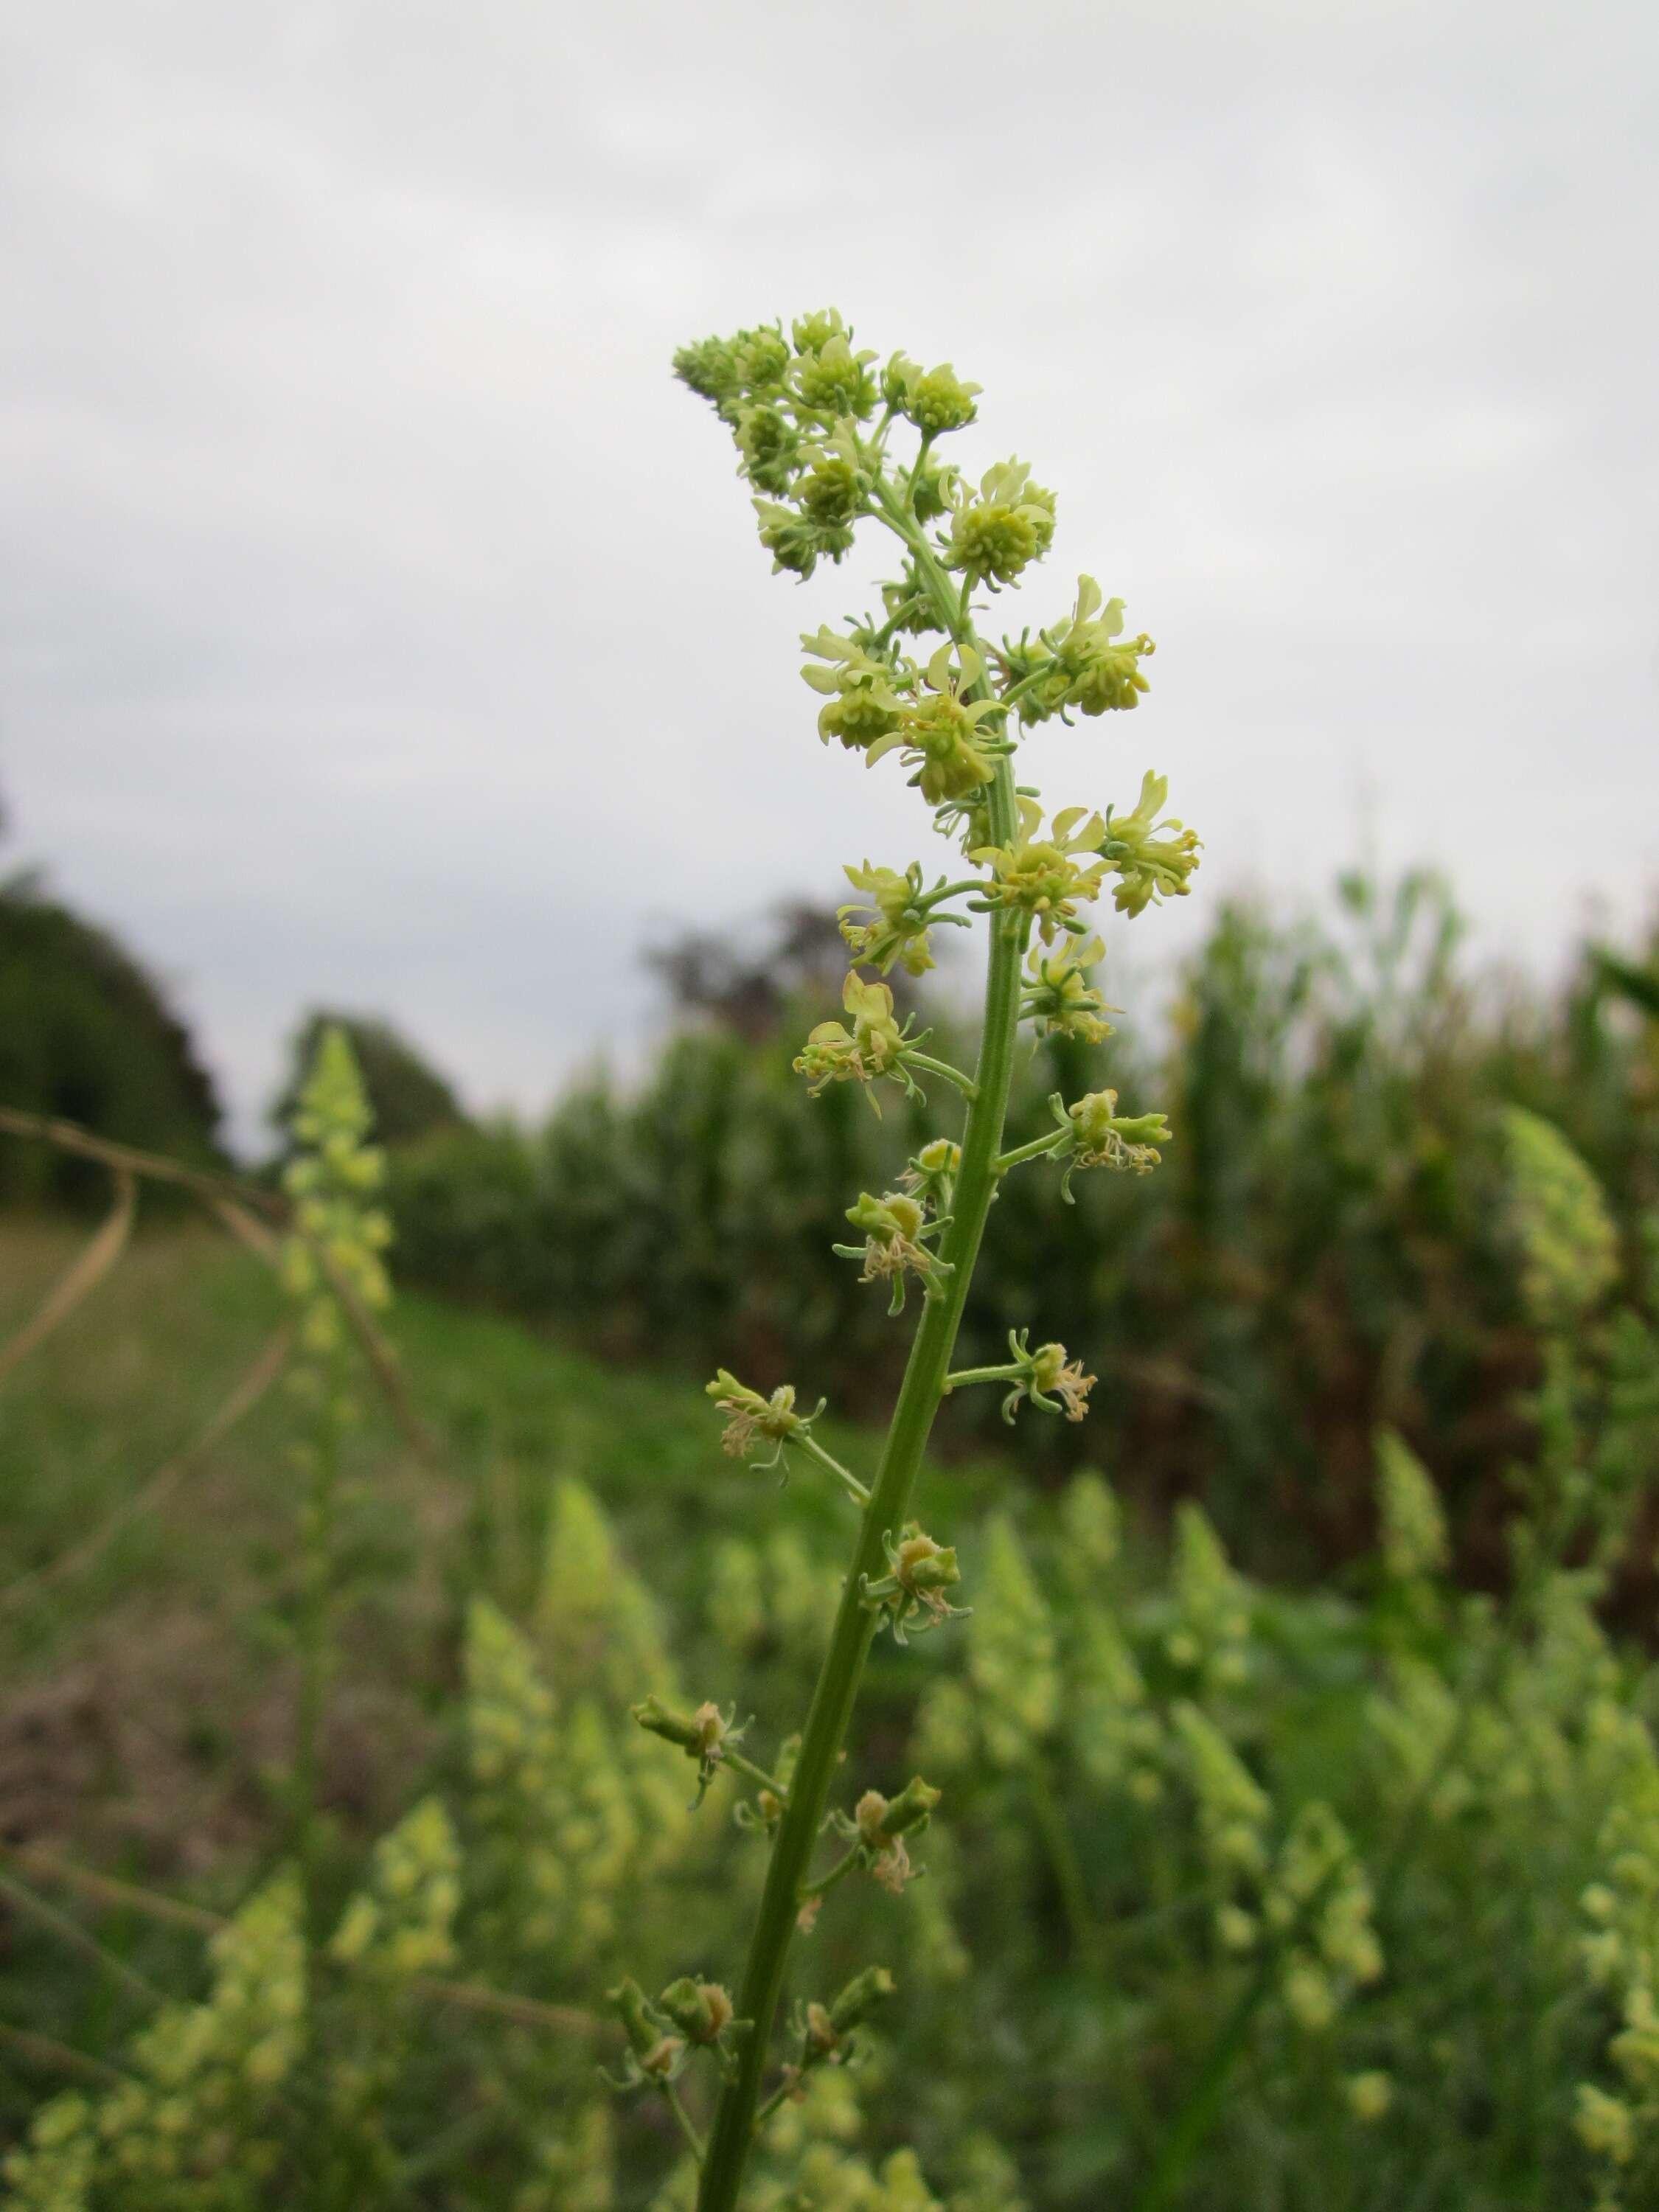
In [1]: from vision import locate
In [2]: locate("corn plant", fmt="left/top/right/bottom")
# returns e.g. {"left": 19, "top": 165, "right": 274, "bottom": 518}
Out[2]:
{"left": 608, "top": 309, "right": 1198, "bottom": 2208}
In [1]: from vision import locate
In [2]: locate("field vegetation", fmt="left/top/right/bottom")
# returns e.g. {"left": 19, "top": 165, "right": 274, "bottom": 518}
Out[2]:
{"left": 4, "top": 296, "right": 1659, "bottom": 2208}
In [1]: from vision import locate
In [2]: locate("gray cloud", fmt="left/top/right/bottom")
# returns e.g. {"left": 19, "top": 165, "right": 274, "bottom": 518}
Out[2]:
{"left": 3, "top": 0, "right": 1655, "bottom": 1148}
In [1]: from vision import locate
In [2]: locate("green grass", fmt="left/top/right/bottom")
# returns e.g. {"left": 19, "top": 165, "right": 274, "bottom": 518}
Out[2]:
{"left": 0, "top": 1217, "right": 1004, "bottom": 1885}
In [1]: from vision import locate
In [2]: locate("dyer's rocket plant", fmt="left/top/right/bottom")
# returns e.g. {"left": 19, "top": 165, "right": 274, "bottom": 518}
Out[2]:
{"left": 614, "top": 309, "right": 1200, "bottom": 2208}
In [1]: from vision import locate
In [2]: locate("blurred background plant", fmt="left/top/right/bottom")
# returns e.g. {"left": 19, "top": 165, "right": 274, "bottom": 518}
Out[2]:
{"left": 2, "top": 895, "right": 1658, "bottom": 2203}
{"left": 0, "top": 902, "right": 1655, "bottom": 2212}
{"left": 384, "top": 871, "right": 1659, "bottom": 1590}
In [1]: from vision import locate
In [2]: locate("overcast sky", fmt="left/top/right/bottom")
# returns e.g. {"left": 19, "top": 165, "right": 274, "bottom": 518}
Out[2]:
{"left": 3, "top": 0, "right": 1655, "bottom": 1150}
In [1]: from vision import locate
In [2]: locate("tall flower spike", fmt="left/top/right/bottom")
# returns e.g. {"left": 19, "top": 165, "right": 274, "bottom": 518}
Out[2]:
{"left": 673, "top": 307, "right": 1188, "bottom": 2212}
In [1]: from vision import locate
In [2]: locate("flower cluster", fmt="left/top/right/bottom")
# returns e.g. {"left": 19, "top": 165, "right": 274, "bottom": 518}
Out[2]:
{"left": 279, "top": 1024, "right": 392, "bottom": 1354}
{"left": 4, "top": 1877, "right": 307, "bottom": 2208}
{"left": 706, "top": 1369, "right": 823, "bottom": 1469}
{"left": 838, "top": 860, "right": 964, "bottom": 978}
{"left": 794, "top": 975, "right": 922, "bottom": 1113}
{"left": 947, "top": 459, "right": 1057, "bottom": 587}
{"left": 1504, "top": 1106, "right": 1620, "bottom": 1326}
{"left": 1099, "top": 771, "right": 1203, "bottom": 917}
{"left": 1000, "top": 575, "right": 1155, "bottom": 723}
{"left": 970, "top": 799, "right": 1108, "bottom": 942}
{"left": 328, "top": 1795, "right": 462, "bottom": 1980}
{"left": 1164, "top": 1502, "right": 1255, "bottom": 1688}
{"left": 861, "top": 1523, "right": 967, "bottom": 1645}
{"left": 1375, "top": 1427, "right": 1451, "bottom": 1584}
{"left": 1043, "top": 1087, "right": 1172, "bottom": 1199}
{"left": 834, "top": 1190, "right": 952, "bottom": 1314}
{"left": 967, "top": 1517, "right": 1060, "bottom": 1769}
{"left": 1020, "top": 935, "right": 1116, "bottom": 1043}
{"left": 1571, "top": 1726, "right": 1659, "bottom": 2205}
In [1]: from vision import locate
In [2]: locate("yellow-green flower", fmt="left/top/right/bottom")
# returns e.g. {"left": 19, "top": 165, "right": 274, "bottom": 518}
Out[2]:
{"left": 1021, "top": 934, "right": 1116, "bottom": 1043}
{"left": 1043, "top": 1087, "right": 1171, "bottom": 1197}
{"left": 1576, "top": 2084, "right": 1636, "bottom": 2165}
{"left": 971, "top": 797, "right": 1107, "bottom": 942}
{"left": 705, "top": 1369, "right": 820, "bottom": 1464}
{"left": 882, "top": 352, "right": 981, "bottom": 435}
{"left": 794, "top": 973, "right": 912, "bottom": 1104}
{"left": 754, "top": 498, "right": 853, "bottom": 579}
{"left": 796, "top": 425, "right": 869, "bottom": 529}
{"left": 1099, "top": 771, "right": 1201, "bottom": 916}
{"left": 734, "top": 401, "right": 801, "bottom": 495}
{"left": 838, "top": 860, "right": 938, "bottom": 976}
{"left": 1003, "top": 575, "right": 1155, "bottom": 722}
{"left": 790, "top": 317, "right": 880, "bottom": 417}
{"left": 948, "top": 459, "right": 1056, "bottom": 585}
{"left": 867, "top": 644, "right": 1005, "bottom": 804}
{"left": 800, "top": 629, "right": 907, "bottom": 752}
{"left": 834, "top": 1191, "right": 951, "bottom": 1312}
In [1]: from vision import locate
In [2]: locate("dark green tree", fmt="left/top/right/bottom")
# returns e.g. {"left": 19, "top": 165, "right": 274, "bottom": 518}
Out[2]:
{"left": 0, "top": 869, "right": 224, "bottom": 1206}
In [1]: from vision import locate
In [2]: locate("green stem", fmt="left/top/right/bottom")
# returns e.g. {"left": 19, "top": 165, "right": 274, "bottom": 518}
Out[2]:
{"left": 695, "top": 509, "right": 1023, "bottom": 2212}
{"left": 920, "top": 878, "right": 985, "bottom": 911}
{"left": 902, "top": 1050, "right": 978, "bottom": 1101}
{"left": 799, "top": 1848, "right": 860, "bottom": 1904}
{"left": 944, "top": 1363, "right": 1023, "bottom": 1393}
{"left": 294, "top": 1347, "right": 344, "bottom": 1931}
{"left": 790, "top": 1433, "right": 870, "bottom": 1506}
{"left": 752, "top": 2077, "right": 798, "bottom": 2134}
{"left": 723, "top": 1749, "right": 790, "bottom": 1801}
{"left": 995, "top": 1128, "right": 1070, "bottom": 1175}
{"left": 665, "top": 2083, "right": 706, "bottom": 2165}
{"left": 1130, "top": 1854, "right": 1350, "bottom": 2212}
{"left": 1029, "top": 1759, "right": 1099, "bottom": 1965}
{"left": 1131, "top": 1953, "right": 1276, "bottom": 2212}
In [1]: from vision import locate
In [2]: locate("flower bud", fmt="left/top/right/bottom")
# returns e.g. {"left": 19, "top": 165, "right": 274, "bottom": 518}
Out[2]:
{"left": 883, "top": 351, "right": 981, "bottom": 435}
{"left": 609, "top": 1978, "right": 684, "bottom": 2080}
{"left": 827, "top": 1964, "right": 897, "bottom": 2034}
{"left": 657, "top": 1978, "right": 734, "bottom": 2045}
